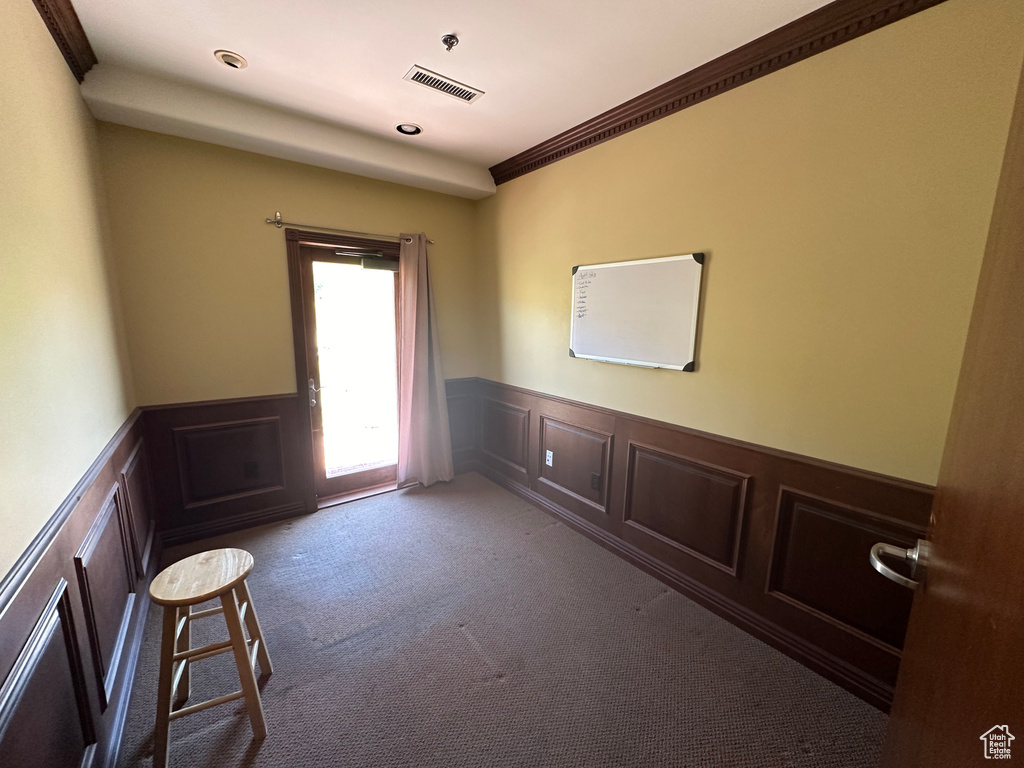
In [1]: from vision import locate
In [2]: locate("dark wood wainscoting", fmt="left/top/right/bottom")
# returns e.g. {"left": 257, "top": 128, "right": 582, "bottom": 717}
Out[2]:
{"left": 74, "top": 485, "right": 137, "bottom": 712}
{"left": 0, "top": 411, "right": 157, "bottom": 768}
{"left": 444, "top": 378, "right": 932, "bottom": 710}
{"left": 142, "top": 394, "right": 313, "bottom": 545}
{"left": 446, "top": 378, "right": 480, "bottom": 475}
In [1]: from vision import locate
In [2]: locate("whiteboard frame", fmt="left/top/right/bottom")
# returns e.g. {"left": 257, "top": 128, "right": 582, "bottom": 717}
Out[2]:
{"left": 569, "top": 252, "right": 704, "bottom": 371}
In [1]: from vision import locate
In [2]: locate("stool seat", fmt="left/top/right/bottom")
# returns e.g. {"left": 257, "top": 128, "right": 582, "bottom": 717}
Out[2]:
{"left": 150, "top": 548, "right": 254, "bottom": 606}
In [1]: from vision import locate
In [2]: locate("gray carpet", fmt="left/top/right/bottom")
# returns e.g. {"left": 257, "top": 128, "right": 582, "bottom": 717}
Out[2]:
{"left": 116, "top": 472, "right": 885, "bottom": 768}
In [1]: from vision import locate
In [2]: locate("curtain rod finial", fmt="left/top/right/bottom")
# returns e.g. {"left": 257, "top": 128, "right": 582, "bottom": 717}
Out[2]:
{"left": 265, "top": 211, "right": 284, "bottom": 228}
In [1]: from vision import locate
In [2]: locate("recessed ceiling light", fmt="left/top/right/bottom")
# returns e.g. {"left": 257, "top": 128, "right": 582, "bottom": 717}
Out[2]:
{"left": 396, "top": 123, "right": 423, "bottom": 136}
{"left": 214, "top": 50, "right": 248, "bottom": 69}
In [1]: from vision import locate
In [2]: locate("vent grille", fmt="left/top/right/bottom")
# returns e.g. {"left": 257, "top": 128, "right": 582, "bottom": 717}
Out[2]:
{"left": 403, "top": 66, "right": 484, "bottom": 103}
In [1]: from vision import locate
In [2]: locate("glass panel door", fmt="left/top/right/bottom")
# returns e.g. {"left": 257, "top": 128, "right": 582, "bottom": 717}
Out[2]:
{"left": 307, "top": 257, "right": 398, "bottom": 497}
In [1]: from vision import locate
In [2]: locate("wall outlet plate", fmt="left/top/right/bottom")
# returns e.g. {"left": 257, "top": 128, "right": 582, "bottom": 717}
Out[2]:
{"left": 545, "top": 450, "right": 553, "bottom": 467}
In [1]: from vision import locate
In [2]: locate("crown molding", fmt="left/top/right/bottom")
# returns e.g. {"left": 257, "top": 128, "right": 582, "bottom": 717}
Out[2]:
{"left": 489, "top": 0, "right": 949, "bottom": 186}
{"left": 31, "top": 0, "right": 97, "bottom": 82}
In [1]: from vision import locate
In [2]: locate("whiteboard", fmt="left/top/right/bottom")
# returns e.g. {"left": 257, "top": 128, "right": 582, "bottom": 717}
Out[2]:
{"left": 570, "top": 253, "right": 704, "bottom": 370}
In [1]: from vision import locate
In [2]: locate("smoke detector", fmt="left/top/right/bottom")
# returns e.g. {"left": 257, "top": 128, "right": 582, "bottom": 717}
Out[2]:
{"left": 403, "top": 65, "right": 484, "bottom": 103}
{"left": 214, "top": 50, "right": 248, "bottom": 69}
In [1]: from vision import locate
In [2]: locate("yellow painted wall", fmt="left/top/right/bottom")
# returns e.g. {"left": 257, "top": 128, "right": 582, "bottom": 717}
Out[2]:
{"left": 475, "top": 0, "right": 1024, "bottom": 485}
{"left": 4, "top": 0, "right": 1015, "bottom": 585}
{"left": 0, "top": 2, "right": 134, "bottom": 577}
{"left": 97, "top": 125, "right": 479, "bottom": 405}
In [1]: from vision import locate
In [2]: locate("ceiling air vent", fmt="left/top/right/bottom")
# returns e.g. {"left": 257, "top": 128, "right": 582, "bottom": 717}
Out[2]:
{"left": 403, "top": 66, "right": 484, "bottom": 103}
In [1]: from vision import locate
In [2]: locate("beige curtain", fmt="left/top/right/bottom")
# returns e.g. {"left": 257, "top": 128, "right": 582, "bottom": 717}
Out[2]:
{"left": 397, "top": 233, "right": 454, "bottom": 487}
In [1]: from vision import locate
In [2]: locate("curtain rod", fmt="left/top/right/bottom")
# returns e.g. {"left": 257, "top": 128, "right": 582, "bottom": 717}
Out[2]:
{"left": 264, "top": 211, "right": 435, "bottom": 244}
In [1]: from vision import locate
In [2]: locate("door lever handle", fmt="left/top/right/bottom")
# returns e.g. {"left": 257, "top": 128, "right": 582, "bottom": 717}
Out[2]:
{"left": 308, "top": 378, "right": 323, "bottom": 407}
{"left": 870, "top": 539, "right": 931, "bottom": 589}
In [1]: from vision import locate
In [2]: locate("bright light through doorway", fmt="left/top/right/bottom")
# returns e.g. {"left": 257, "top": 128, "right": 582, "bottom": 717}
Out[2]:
{"left": 312, "top": 261, "right": 398, "bottom": 477}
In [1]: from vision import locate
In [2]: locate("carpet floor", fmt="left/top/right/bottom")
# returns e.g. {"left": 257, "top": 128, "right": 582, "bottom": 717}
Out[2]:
{"left": 116, "top": 472, "right": 886, "bottom": 768}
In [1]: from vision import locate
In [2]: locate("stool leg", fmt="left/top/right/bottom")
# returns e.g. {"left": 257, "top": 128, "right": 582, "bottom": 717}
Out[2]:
{"left": 154, "top": 606, "right": 177, "bottom": 768}
{"left": 237, "top": 579, "right": 273, "bottom": 676}
{"left": 221, "top": 586, "right": 267, "bottom": 740}
{"left": 174, "top": 605, "right": 191, "bottom": 705}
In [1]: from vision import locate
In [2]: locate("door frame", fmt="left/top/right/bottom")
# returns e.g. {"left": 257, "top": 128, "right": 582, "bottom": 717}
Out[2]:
{"left": 285, "top": 228, "right": 401, "bottom": 505}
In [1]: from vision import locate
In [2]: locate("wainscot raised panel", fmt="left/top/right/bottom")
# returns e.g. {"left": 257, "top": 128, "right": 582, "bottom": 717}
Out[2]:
{"left": 0, "top": 580, "right": 95, "bottom": 768}
{"left": 121, "top": 439, "right": 156, "bottom": 578}
{"left": 74, "top": 486, "right": 136, "bottom": 710}
{"left": 445, "top": 378, "right": 936, "bottom": 710}
{"left": 144, "top": 396, "right": 311, "bottom": 543}
{"left": 537, "top": 416, "right": 612, "bottom": 522}
{"left": 479, "top": 398, "right": 529, "bottom": 484}
{"left": 767, "top": 489, "right": 925, "bottom": 651}
{"left": 174, "top": 417, "right": 285, "bottom": 507}
{"left": 623, "top": 442, "right": 748, "bottom": 576}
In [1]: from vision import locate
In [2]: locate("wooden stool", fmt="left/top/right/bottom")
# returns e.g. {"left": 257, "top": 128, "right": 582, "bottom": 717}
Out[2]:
{"left": 149, "top": 548, "right": 273, "bottom": 768}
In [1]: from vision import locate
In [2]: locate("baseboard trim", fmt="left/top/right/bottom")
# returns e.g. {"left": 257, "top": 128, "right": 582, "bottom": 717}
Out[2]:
{"left": 160, "top": 502, "right": 309, "bottom": 547}
{"left": 475, "top": 466, "right": 895, "bottom": 710}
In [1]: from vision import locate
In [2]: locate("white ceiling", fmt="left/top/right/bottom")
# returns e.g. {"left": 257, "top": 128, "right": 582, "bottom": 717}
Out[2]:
{"left": 75, "top": 0, "right": 833, "bottom": 195}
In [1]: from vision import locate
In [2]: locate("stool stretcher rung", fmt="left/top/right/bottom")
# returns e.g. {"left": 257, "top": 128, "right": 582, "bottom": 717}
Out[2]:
{"left": 173, "top": 639, "right": 232, "bottom": 662}
{"left": 169, "top": 689, "right": 245, "bottom": 721}
{"left": 189, "top": 605, "right": 225, "bottom": 620}
{"left": 173, "top": 635, "right": 258, "bottom": 665}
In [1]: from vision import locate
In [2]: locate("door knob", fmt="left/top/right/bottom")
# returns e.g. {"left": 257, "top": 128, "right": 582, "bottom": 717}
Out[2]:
{"left": 870, "top": 538, "right": 931, "bottom": 589}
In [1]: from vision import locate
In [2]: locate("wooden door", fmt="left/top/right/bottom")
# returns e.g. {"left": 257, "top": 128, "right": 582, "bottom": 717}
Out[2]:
{"left": 880, "top": 53, "right": 1024, "bottom": 766}
{"left": 286, "top": 229, "right": 401, "bottom": 501}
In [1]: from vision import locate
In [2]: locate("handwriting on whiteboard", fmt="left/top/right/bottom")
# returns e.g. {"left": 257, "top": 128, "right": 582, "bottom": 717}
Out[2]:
{"left": 575, "top": 271, "right": 598, "bottom": 318}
